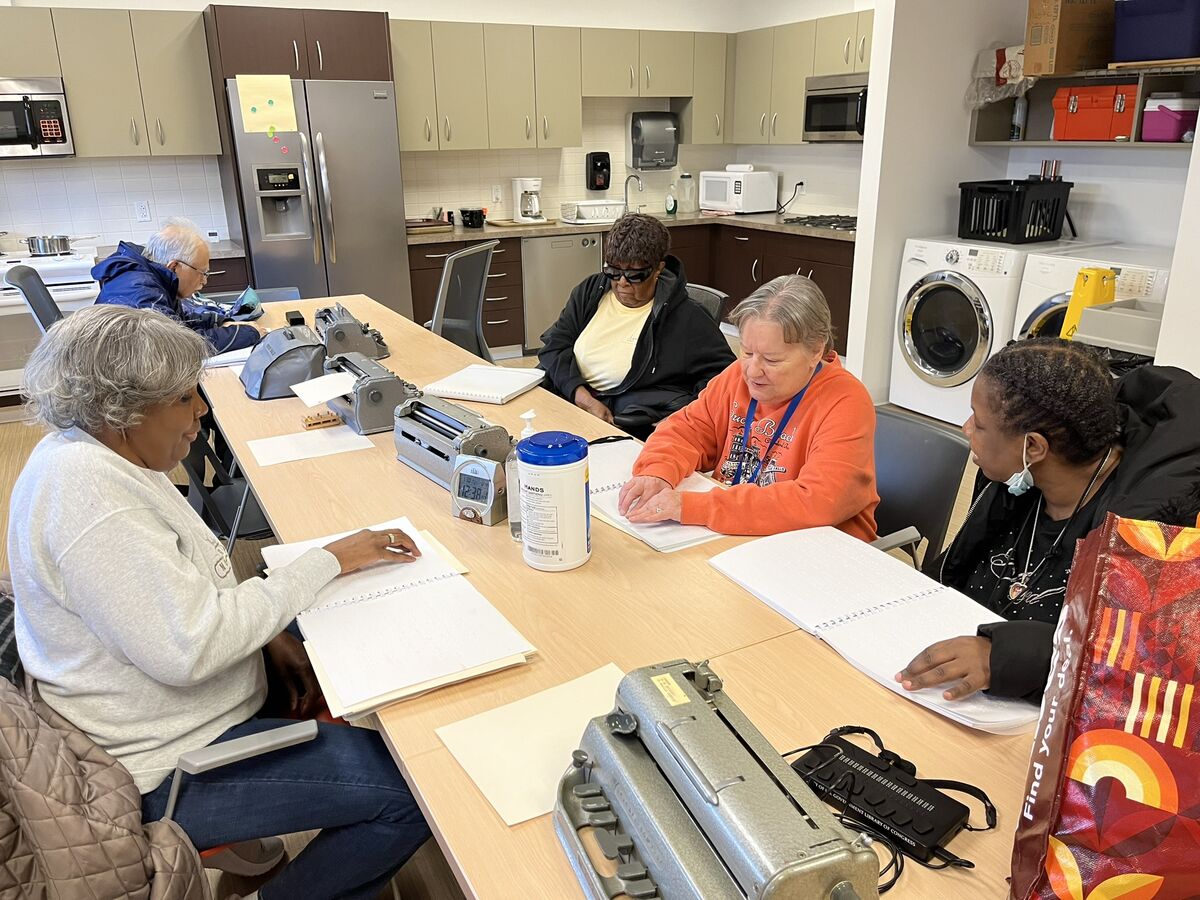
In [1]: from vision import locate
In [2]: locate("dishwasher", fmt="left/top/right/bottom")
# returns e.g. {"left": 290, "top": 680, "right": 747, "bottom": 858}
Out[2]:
{"left": 522, "top": 233, "right": 603, "bottom": 351}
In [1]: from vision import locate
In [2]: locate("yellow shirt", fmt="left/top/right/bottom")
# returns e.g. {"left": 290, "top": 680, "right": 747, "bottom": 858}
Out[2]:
{"left": 574, "top": 290, "right": 654, "bottom": 392}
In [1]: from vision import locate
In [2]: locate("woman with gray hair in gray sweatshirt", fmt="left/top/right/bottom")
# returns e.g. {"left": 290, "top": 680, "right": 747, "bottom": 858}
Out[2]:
{"left": 7, "top": 305, "right": 429, "bottom": 900}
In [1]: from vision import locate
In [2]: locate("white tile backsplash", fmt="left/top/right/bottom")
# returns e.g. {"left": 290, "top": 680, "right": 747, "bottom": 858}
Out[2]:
{"left": 0, "top": 156, "right": 230, "bottom": 253}
{"left": 735, "top": 142, "right": 863, "bottom": 214}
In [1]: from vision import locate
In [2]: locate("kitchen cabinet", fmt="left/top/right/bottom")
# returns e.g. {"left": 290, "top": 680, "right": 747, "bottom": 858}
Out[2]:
{"left": 130, "top": 11, "right": 221, "bottom": 156}
{"left": 485, "top": 25, "right": 536, "bottom": 149}
{"left": 391, "top": 20, "right": 439, "bottom": 151}
{"left": 407, "top": 238, "right": 524, "bottom": 348}
{"left": 431, "top": 22, "right": 490, "bottom": 150}
{"left": 581, "top": 29, "right": 640, "bottom": 97}
{"left": 854, "top": 10, "right": 874, "bottom": 74}
{"left": 713, "top": 227, "right": 768, "bottom": 306}
{"left": 208, "top": 6, "right": 309, "bottom": 78}
{"left": 731, "top": 27, "right": 774, "bottom": 144}
{"left": 639, "top": 31, "right": 694, "bottom": 97}
{"left": 667, "top": 224, "right": 714, "bottom": 288}
{"left": 204, "top": 256, "right": 249, "bottom": 293}
{"left": 676, "top": 32, "right": 727, "bottom": 145}
{"left": 813, "top": 12, "right": 858, "bottom": 77}
{"left": 0, "top": 9, "right": 61, "bottom": 77}
{"left": 302, "top": 10, "right": 390, "bottom": 81}
{"left": 534, "top": 26, "right": 582, "bottom": 149}
{"left": 761, "top": 233, "right": 854, "bottom": 356}
{"left": 52, "top": 8, "right": 149, "bottom": 158}
{"left": 768, "top": 20, "right": 816, "bottom": 144}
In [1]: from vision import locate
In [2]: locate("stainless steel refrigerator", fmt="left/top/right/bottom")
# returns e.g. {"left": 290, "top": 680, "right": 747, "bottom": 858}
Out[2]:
{"left": 226, "top": 78, "right": 412, "bottom": 318}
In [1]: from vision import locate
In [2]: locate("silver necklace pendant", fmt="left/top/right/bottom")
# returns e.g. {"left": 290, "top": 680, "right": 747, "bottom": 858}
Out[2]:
{"left": 1008, "top": 579, "right": 1027, "bottom": 602}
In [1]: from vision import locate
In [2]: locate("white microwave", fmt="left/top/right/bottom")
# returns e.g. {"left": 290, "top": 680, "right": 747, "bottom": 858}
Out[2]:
{"left": 699, "top": 171, "right": 778, "bottom": 214}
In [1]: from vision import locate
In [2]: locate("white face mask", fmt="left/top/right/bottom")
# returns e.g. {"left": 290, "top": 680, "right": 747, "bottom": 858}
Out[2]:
{"left": 1005, "top": 434, "right": 1035, "bottom": 496}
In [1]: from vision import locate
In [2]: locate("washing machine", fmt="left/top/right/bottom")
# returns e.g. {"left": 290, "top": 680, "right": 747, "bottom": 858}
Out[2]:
{"left": 889, "top": 236, "right": 1101, "bottom": 425}
{"left": 1013, "top": 243, "right": 1174, "bottom": 342}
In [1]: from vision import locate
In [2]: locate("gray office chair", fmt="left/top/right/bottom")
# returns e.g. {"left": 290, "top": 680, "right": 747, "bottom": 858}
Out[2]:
{"left": 182, "top": 428, "right": 273, "bottom": 555}
{"left": 425, "top": 240, "right": 499, "bottom": 363}
{"left": 686, "top": 283, "right": 727, "bottom": 323}
{"left": 870, "top": 406, "right": 971, "bottom": 565}
{"left": 4, "top": 265, "right": 63, "bottom": 333}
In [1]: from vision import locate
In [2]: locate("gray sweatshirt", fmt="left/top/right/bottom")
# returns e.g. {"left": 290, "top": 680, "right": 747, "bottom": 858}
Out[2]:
{"left": 7, "top": 428, "right": 341, "bottom": 792}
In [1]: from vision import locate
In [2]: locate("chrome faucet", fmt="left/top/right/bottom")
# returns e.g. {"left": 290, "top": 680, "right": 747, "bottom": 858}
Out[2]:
{"left": 624, "top": 174, "right": 644, "bottom": 214}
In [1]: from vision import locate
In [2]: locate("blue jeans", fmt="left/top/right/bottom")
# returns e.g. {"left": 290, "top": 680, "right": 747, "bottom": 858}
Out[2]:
{"left": 141, "top": 716, "right": 430, "bottom": 899}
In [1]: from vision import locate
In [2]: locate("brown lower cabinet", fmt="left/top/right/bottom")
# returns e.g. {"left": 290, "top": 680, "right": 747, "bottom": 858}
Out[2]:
{"left": 712, "top": 227, "right": 769, "bottom": 317}
{"left": 204, "top": 256, "right": 249, "bottom": 293}
{"left": 407, "top": 238, "right": 526, "bottom": 349}
{"left": 666, "top": 223, "right": 713, "bottom": 287}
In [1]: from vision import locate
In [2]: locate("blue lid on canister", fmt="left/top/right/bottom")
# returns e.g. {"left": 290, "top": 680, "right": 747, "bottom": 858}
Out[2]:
{"left": 516, "top": 431, "right": 588, "bottom": 465}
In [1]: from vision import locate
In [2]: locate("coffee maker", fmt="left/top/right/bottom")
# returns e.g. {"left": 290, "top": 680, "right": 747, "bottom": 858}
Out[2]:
{"left": 512, "top": 177, "right": 545, "bottom": 224}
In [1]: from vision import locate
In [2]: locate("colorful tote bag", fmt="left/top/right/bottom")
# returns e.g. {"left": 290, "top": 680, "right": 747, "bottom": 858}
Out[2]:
{"left": 1010, "top": 513, "right": 1200, "bottom": 900}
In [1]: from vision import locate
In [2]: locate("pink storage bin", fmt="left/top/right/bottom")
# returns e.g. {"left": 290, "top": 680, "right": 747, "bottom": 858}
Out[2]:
{"left": 1142, "top": 97, "right": 1199, "bottom": 142}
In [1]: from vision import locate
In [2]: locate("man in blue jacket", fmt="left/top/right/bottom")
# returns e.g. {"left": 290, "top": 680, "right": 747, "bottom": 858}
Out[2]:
{"left": 92, "top": 218, "right": 261, "bottom": 353}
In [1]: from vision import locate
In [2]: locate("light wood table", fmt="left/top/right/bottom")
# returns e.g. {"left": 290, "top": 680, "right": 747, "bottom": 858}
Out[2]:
{"left": 204, "top": 295, "right": 1029, "bottom": 899}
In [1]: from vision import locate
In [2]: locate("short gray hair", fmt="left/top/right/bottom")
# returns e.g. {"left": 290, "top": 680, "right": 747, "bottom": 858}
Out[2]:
{"left": 23, "top": 305, "right": 210, "bottom": 435}
{"left": 143, "top": 216, "right": 206, "bottom": 266}
{"left": 728, "top": 274, "right": 834, "bottom": 354}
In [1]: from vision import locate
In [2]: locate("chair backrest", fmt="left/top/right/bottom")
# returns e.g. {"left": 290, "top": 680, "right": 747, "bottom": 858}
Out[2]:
{"left": 687, "top": 283, "right": 727, "bottom": 323}
{"left": 0, "top": 576, "right": 22, "bottom": 687}
{"left": 4, "top": 265, "right": 63, "bottom": 334}
{"left": 873, "top": 406, "right": 971, "bottom": 560}
{"left": 430, "top": 240, "right": 499, "bottom": 363}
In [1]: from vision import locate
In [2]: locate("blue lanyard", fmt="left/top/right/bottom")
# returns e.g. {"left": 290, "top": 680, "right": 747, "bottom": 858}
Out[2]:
{"left": 733, "top": 363, "right": 822, "bottom": 487}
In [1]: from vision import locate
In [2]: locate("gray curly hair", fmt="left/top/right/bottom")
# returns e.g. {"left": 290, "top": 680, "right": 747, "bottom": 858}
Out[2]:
{"left": 728, "top": 274, "right": 834, "bottom": 355}
{"left": 22, "top": 305, "right": 210, "bottom": 435}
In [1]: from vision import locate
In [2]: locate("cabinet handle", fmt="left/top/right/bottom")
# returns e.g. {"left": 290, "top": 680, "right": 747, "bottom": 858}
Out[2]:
{"left": 316, "top": 39, "right": 324, "bottom": 72}
{"left": 645, "top": 65, "right": 651, "bottom": 89}
{"left": 629, "top": 64, "right": 635, "bottom": 89}
{"left": 156, "top": 117, "right": 164, "bottom": 146}
{"left": 543, "top": 115, "right": 549, "bottom": 140}
{"left": 796, "top": 266, "right": 814, "bottom": 278}
{"left": 485, "top": 319, "right": 509, "bottom": 326}
{"left": 751, "top": 258, "right": 759, "bottom": 282}
{"left": 843, "top": 37, "right": 851, "bottom": 64}
{"left": 759, "top": 112, "right": 766, "bottom": 135}
{"left": 485, "top": 296, "right": 508, "bottom": 302}
{"left": 207, "top": 269, "right": 226, "bottom": 277}
{"left": 130, "top": 118, "right": 139, "bottom": 146}
{"left": 486, "top": 272, "right": 505, "bottom": 279}
{"left": 424, "top": 252, "right": 450, "bottom": 259}
{"left": 525, "top": 115, "right": 531, "bottom": 140}
{"left": 424, "top": 116, "right": 431, "bottom": 143}
{"left": 771, "top": 113, "right": 778, "bottom": 136}
{"left": 292, "top": 39, "right": 300, "bottom": 73}
{"left": 733, "top": 235, "right": 750, "bottom": 242}
{"left": 858, "top": 35, "right": 867, "bottom": 63}
{"left": 444, "top": 116, "right": 451, "bottom": 142}
{"left": 492, "top": 248, "right": 506, "bottom": 254}
{"left": 714, "top": 113, "right": 721, "bottom": 135}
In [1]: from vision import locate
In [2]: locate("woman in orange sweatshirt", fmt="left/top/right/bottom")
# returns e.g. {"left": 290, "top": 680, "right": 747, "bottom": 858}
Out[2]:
{"left": 619, "top": 274, "right": 879, "bottom": 540}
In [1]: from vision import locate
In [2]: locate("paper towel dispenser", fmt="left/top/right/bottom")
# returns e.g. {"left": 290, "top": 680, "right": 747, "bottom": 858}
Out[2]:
{"left": 626, "top": 111, "right": 679, "bottom": 171}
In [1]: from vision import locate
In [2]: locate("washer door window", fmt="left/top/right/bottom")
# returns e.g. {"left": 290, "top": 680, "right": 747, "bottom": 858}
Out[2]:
{"left": 899, "top": 270, "right": 993, "bottom": 387}
{"left": 1019, "top": 292, "right": 1070, "bottom": 340}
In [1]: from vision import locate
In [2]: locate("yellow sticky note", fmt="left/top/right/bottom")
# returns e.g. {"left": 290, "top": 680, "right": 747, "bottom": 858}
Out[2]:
{"left": 235, "top": 74, "right": 297, "bottom": 134}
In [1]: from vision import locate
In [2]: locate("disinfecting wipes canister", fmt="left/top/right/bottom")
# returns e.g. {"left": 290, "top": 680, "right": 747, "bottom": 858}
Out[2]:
{"left": 515, "top": 431, "right": 590, "bottom": 572}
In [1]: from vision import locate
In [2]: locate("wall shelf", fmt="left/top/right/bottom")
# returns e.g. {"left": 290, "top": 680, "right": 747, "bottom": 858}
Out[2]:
{"left": 972, "top": 140, "right": 1193, "bottom": 149}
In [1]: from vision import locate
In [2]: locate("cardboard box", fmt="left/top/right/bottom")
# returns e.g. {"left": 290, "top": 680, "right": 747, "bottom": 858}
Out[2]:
{"left": 1025, "top": 0, "right": 1116, "bottom": 75}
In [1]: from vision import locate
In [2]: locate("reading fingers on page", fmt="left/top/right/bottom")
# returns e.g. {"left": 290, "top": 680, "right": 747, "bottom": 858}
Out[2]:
{"left": 327, "top": 528, "right": 421, "bottom": 575}
{"left": 896, "top": 636, "right": 991, "bottom": 700}
{"left": 618, "top": 476, "right": 669, "bottom": 516}
{"left": 625, "top": 489, "right": 682, "bottom": 524}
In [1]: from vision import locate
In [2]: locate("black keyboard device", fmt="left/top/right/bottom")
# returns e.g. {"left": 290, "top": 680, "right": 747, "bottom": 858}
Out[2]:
{"left": 792, "top": 735, "right": 970, "bottom": 861}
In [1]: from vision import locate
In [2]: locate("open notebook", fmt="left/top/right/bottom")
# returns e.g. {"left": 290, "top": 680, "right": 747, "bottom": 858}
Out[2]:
{"left": 423, "top": 364, "right": 544, "bottom": 404}
{"left": 262, "top": 517, "right": 535, "bottom": 719}
{"left": 709, "top": 527, "right": 1040, "bottom": 734}
{"left": 588, "top": 439, "right": 724, "bottom": 553}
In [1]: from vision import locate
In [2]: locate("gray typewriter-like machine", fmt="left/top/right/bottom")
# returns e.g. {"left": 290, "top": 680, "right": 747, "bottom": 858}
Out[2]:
{"left": 239, "top": 325, "right": 326, "bottom": 400}
{"left": 393, "top": 394, "right": 513, "bottom": 489}
{"left": 314, "top": 302, "right": 389, "bottom": 360}
{"left": 556, "top": 660, "right": 880, "bottom": 900}
{"left": 323, "top": 352, "right": 419, "bottom": 435}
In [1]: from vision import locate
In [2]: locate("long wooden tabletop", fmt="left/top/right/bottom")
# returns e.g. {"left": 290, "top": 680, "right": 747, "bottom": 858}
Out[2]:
{"left": 203, "top": 295, "right": 1028, "bottom": 899}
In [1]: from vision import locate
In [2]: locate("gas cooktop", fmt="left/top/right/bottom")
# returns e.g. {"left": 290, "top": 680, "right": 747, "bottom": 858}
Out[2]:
{"left": 783, "top": 214, "right": 858, "bottom": 231}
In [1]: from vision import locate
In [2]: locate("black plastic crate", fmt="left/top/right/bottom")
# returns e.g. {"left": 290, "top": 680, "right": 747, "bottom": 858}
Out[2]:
{"left": 957, "top": 178, "right": 1074, "bottom": 245}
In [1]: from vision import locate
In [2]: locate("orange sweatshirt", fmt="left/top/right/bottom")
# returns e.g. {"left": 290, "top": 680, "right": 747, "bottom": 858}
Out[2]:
{"left": 632, "top": 355, "right": 879, "bottom": 539}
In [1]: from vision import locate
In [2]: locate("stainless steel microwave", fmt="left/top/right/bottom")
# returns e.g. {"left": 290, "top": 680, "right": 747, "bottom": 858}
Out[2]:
{"left": 803, "top": 73, "right": 867, "bottom": 142}
{"left": 0, "top": 78, "right": 74, "bottom": 158}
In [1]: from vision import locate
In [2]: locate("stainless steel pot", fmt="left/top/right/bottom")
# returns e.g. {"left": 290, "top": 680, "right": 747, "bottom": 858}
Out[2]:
{"left": 22, "top": 234, "right": 94, "bottom": 256}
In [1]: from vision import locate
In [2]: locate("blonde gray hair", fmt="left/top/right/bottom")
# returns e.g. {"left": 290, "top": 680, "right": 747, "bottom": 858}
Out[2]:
{"left": 728, "top": 274, "right": 834, "bottom": 354}
{"left": 23, "top": 305, "right": 210, "bottom": 435}
{"left": 144, "top": 216, "right": 206, "bottom": 266}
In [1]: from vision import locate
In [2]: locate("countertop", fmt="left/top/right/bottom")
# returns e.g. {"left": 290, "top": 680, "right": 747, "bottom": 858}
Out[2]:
{"left": 404, "top": 210, "right": 857, "bottom": 245}
{"left": 94, "top": 239, "right": 245, "bottom": 262}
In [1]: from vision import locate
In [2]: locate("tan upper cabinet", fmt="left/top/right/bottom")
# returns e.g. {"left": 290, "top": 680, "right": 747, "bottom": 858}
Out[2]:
{"left": 391, "top": 20, "right": 439, "bottom": 151}
{"left": 534, "top": 26, "right": 582, "bottom": 149}
{"left": 53, "top": 8, "right": 149, "bottom": 157}
{"left": 639, "top": 31, "right": 693, "bottom": 97}
{"left": 731, "top": 27, "right": 774, "bottom": 145}
{"left": 814, "top": 12, "right": 860, "bottom": 76}
{"left": 854, "top": 10, "right": 874, "bottom": 73}
{"left": 581, "top": 28, "right": 639, "bottom": 97}
{"left": 768, "top": 20, "right": 815, "bottom": 144}
{"left": 484, "top": 25, "right": 536, "bottom": 150}
{"left": 130, "top": 11, "right": 220, "bottom": 156}
{"left": 673, "top": 31, "right": 726, "bottom": 144}
{"left": 0, "top": 9, "right": 62, "bottom": 77}
{"left": 431, "top": 22, "right": 489, "bottom": 150}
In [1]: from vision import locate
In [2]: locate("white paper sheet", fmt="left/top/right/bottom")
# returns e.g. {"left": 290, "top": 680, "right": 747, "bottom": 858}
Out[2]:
{"left": 247, "top": 425, "right": 373, "bottom": 467}
{"left": 436, "top": 665, "right": 625, "bottom": 825}
{"left": 290, "top": 371, "right": 358, "bottom": 407}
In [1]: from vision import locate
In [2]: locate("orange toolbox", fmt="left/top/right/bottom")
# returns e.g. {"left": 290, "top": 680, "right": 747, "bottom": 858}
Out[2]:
{"left": 1051, "top": 84, "right": 1138, "bottom": 141}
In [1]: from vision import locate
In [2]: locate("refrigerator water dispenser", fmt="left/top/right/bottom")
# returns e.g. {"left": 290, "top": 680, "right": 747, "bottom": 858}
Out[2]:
{"left": 253, "top": 166, "right": 310, "bottom": 241}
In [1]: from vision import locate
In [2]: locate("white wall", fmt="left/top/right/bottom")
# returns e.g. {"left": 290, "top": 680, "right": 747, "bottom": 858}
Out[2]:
{"left": 733, "top": 0, "right": 874, "bottom": 30}
{"left": 736, "top": 143, "right": 863, "bottom": 213}
{"left": 1155, "top": 149, "right": 1200, "bottom": 373}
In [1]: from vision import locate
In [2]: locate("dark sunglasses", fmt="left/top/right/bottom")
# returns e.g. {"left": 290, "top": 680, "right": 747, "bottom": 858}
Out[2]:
{"left": 602, "top": 264, "right": 655, "bottom": 284}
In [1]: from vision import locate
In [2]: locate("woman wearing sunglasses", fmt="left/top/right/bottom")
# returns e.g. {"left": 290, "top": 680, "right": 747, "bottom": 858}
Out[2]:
{"left": 538, "top": 213, "right": 734, "bottom": 438}
{"left": 618, "top": 274, "right": 878, "bottom": 540}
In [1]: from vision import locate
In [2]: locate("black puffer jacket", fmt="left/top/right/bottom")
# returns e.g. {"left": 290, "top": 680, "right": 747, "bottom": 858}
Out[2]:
{"left": 537, "top": 255, "right": 735, "bottom": 425}
{"left": 926, "top": 365, "right": 1200, "bottom": 702}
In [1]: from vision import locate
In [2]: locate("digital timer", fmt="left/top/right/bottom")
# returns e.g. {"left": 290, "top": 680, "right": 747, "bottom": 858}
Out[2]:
{"left": 450, "top": 455, "right": 507, "bottom": 526}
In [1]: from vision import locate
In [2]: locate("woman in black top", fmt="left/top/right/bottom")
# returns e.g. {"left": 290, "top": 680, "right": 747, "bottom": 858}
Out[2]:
{"left": 897, "top": 339, "right": 1200, "bottom": 703}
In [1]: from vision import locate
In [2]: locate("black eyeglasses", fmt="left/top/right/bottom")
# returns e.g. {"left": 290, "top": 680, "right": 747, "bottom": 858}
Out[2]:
{"left": 174, "top": 259, "right": 212, "bottom": 280}
{"left": 602, "top": 264, "right": 655, "bottom": 284}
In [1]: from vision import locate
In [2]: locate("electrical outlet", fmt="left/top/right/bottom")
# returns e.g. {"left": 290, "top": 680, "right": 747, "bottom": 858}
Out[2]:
{"left": 796, "top": 181, "right": 806, "bottom": 194}
{"left": 133, "top": 200, "right": 151, "bottom": 223}
{"left": 491, "top": 184, "right": 502, "bottom": 204}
